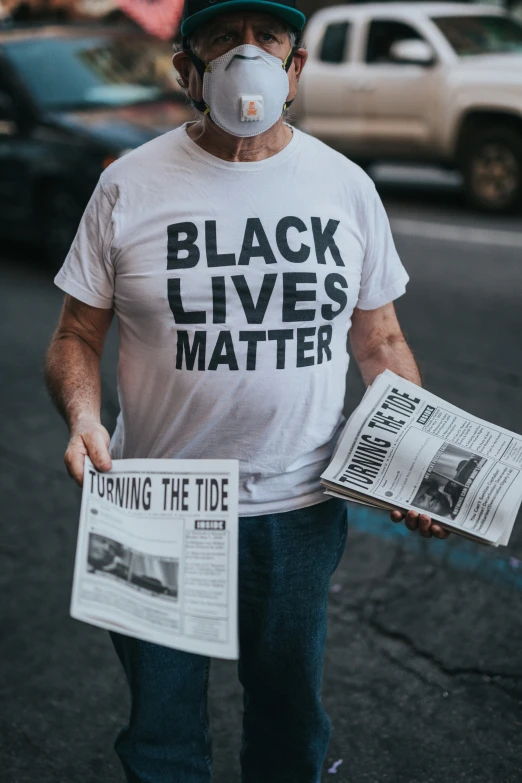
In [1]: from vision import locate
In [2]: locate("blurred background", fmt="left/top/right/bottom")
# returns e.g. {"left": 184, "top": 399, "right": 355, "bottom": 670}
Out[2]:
{"left": 2, "top": 0, "right": 522, "bottom": 781}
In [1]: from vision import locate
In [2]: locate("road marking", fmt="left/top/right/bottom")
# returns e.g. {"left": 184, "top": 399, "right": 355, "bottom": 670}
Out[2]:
{"left": 391, "top": 218, "right": 522, "bottom": 249}
{"left": 347, "top": 506, "right": 522, "bottom": 593}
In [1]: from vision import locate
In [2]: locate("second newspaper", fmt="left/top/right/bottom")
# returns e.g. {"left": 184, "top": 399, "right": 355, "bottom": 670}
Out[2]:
{"left": 321, "top": 370, "right": 522, "bottom": 546}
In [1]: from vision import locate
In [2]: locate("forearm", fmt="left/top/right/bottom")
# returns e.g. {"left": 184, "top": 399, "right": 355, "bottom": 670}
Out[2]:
{"left": 356, "top": 333, "right": 421, "bottom": 388}
{"left": 45, "top": 332, "right": 103, "bottom": 431}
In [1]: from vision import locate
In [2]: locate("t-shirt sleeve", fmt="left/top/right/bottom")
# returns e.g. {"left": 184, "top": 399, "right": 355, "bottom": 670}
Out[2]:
{"left": 356, "top": 183, "right": 409, "bottom": 311}
{"left": 54, "top": 182, "right": 116, "bottom": 309}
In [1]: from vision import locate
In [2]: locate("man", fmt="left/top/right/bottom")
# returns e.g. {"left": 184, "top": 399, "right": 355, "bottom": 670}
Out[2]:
{"left": 415, "top": 456, "right": 482, "bottom": 517}
{"left": 414, "top": 478, "right": 453, "bottom": 518}
{"left": 45, "top": 0, "right": 449, "bottom": 779}
{"left": 88, "top": 535, "right": 128, "bottom": 578}
{"left": 443, "top": 456, "right": 482, "bottom": 512}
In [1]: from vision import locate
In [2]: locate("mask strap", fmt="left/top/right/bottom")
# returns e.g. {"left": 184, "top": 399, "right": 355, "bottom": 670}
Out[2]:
{"left": 282, "top": 47, "right": 295, "bottom": 72}
{"left": 282, "top": 47, "right": 297, "bottom": 111}
{"left": 183, "top": 36, "right": 211, "bottom": 114}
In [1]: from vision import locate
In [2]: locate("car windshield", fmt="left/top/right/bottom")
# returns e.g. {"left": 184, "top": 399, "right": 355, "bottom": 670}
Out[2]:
{"left": 3, "top": 34, "right": 181, "bottom": 110}
{"left": 432, "top": 15, "right": 522, "bottom": 56}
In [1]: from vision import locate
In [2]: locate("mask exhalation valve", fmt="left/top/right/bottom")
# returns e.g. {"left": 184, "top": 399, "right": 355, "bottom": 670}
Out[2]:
{"left": 240, "top": 95, "right": 264, "bottom": 122}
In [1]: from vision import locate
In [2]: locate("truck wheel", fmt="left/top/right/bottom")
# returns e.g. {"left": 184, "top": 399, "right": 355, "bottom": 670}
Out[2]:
{"left": 40, "top": 184, "right": 84, "bottom": 271}
{"left": 461, "top": 125, "right": 522, "bottom": 213}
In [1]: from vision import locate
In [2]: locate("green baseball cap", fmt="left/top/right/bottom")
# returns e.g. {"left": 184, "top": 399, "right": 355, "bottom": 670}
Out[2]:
{"left": 180, "top": 0, "right": 306, "bottom": 38}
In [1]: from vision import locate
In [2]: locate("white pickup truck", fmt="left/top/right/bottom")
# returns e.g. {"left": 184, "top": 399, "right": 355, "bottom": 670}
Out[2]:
{"left": 296, "top": 3, "right": 522, "bottom": 212}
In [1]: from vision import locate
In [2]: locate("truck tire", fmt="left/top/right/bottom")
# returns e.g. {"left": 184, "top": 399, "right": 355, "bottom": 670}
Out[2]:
{"left": 461, "top": 125, "right": 522, "bottom": 213}
{"left": 40, "top": 184, "right": 84, "bottom": 271}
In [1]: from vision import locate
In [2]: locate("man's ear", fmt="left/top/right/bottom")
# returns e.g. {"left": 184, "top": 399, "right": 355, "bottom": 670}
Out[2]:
{"left": 173, "top": 51, "right": 191, "bottom": 88}
{"left": 287, "top": 47, "right": 308, "bottom": 102}
{"left": 292, "top": 47, "right": 308, "bottom": 81}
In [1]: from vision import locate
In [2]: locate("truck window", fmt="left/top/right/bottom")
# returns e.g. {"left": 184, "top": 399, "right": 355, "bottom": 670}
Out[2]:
{"left": 432, "top": 15, "right": 522, "bottom": 56}
{"left": 320, "top": 21, "right": 350, "bottom": 64}
{"left": 366, "top": 20, "right": 424, "bottom": 63}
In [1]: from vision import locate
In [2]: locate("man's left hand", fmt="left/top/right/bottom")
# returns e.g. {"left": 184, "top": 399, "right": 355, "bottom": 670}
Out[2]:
{"left": 390, "top": 510, "right": 450, "bottom": 539}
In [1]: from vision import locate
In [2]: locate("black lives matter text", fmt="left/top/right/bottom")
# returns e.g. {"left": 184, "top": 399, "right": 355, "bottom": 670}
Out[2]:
{"left": 166, "top": 217, "right": 349, "bottom": 371}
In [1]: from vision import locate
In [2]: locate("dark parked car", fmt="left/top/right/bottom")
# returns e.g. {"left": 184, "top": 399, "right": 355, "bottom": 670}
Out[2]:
{"left": 131, "top": 573, "right": 177, "bottom": 597}
{"left": 0, "top": 23, "right": 192, "bottom": 266}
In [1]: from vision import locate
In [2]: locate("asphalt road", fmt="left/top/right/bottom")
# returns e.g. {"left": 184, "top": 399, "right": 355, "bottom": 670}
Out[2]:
{"left": 2, "top": 168, "right": 522, "bottom": 783}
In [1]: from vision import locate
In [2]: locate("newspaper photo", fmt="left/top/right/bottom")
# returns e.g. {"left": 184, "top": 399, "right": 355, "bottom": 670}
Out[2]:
{"left": 321, "top": 370, "right": 522, "bottom": 546}
{"left": 71, "top": 457, "right": 239, "bottom": 659}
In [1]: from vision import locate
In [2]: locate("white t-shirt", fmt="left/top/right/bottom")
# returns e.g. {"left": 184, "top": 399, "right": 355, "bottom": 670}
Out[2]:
{"left": 55, "top": 123, "right": 409, "bottom": 516}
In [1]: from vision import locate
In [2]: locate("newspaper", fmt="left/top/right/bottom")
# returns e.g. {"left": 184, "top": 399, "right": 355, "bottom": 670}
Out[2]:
{"left": 71, "top": 457, "right": 239, "bottom": 659}
{"left": 321, "top": 370, "right": 522, "bottom": 546}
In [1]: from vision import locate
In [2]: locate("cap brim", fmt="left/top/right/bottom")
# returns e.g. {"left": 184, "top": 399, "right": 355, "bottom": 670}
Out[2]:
{"left": 181, "top": 1, "right": 306, "bottom": 37}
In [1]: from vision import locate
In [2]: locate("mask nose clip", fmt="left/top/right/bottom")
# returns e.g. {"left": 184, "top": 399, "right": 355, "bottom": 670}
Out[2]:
{"left": 225, "top": 54, "right": 262, "bottom": 71}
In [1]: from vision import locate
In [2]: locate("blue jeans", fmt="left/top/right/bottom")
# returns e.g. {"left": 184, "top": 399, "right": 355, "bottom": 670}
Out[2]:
{"left": 110, "top": 497, "right": 348, "bottom": 783}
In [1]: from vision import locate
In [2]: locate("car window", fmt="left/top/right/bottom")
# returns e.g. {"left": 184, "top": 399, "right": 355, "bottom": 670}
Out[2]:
{"left": 366, "top": 20, "right": 424, "bottom": 63}
{"left": 320, "top": 21, "right": 351, "bottom": 64}
{"left": 432, "top": 15, "right": 522, "bottom": 56}
{"left": 3, "top": 35, "right": 181, "bottom": 111}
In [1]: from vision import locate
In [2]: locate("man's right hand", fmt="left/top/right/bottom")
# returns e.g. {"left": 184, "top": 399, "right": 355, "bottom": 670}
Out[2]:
{"left": 64, "top": 417, "right": 112, "bottom": 487}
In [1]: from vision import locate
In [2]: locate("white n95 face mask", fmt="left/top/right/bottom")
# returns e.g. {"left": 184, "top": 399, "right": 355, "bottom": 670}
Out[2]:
{"left": 200, "top": 44, "right": 292, "bottom": 138}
